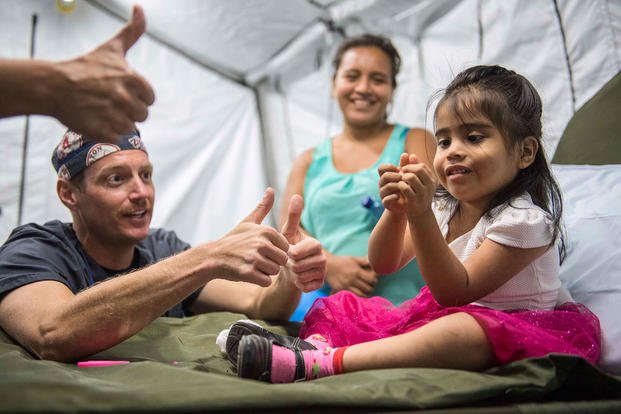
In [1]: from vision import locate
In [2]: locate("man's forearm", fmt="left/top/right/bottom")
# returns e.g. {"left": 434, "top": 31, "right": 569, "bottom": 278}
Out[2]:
{"left": 0, "top": 59, "right": 60, "bottom": 118}
{"left": 35, "top": 246, "right": 214, "bottom": 361}
{"left": 248, "top": 268, "right": 301, "bottom": 320}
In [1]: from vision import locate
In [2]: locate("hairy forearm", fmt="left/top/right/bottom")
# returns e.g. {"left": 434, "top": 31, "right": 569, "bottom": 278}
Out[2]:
{"left": 36, "top": 246, "right": 214, "bottom": 361}
{"left": 247, "top": 267, "right": 301, "bottom": 320}
{"left": 0, "top": 59, "right": 61, "bottom": 118}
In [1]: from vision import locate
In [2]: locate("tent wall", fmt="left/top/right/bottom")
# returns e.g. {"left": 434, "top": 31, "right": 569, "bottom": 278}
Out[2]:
{"left": 259, "top": 0, "right": 621, "bottom": 213}
{"left": 1, "top": 0, "right": 620, "bottom": 245}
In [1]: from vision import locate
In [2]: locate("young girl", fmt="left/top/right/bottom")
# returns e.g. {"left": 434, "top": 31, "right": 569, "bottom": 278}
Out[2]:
{"left": 229, "top": 65, "right": 601, "bottom": 382}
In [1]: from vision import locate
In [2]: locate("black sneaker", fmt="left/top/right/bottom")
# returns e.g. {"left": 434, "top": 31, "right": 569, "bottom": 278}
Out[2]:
{"left": 237, "top": 334, "right": 306, "bottom": 383}
{"left": 225, "top": 320, "right": 316, "bottom": 364}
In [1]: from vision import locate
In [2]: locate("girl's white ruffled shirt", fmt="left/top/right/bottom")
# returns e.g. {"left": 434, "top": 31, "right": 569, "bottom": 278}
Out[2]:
{"left": 434, "top": 194, "right": 562, "bottom": 311}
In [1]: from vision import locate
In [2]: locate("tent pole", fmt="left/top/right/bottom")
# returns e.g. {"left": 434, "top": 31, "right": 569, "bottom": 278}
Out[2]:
{"left": 17, "top": 13, "right": 38, "bottom": 226}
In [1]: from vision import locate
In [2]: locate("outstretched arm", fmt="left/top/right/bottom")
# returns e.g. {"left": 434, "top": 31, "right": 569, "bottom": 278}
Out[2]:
{"left": 0, "top": 5, "right": 154, "bottom": 142}
{"left": 0, "top": 188, "right": 293, "bottom": 361}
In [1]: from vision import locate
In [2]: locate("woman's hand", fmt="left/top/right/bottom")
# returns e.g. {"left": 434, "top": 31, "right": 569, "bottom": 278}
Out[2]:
{"left": 326, "top": 253, "right": 378, "bottom": 297}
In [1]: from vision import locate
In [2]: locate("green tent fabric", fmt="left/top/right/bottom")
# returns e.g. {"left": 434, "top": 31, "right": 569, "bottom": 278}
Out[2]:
{"left": 553, "top": 71, "right": 621, "bottom": 165}
{"left": 1, "top": 313, "right": 620, "bottom": 413}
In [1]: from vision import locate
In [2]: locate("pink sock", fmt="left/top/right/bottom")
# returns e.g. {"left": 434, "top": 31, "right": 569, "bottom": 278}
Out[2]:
{"left": 302, "top": 347, "right": 337, "bottom": 380}
{"left": 270, "top": 344, "right": 346, "bottom": 383}
{"left": 304, "top": 334, "right": 331, "bottom": 350}
{"left": 270, "top": 345, "right": 296, "bottom": 383}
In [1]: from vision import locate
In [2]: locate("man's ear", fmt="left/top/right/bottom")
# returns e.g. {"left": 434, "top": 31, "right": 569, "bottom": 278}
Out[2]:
{"left": 518, "top": 136, "right": 538, "bottom": 169}
{"left": 57, "top": 179, "right": 80, "bottom": 211}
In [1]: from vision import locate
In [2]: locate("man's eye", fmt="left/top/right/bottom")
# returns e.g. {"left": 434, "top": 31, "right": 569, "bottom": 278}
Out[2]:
{"left": 107, "top": 175, "right": 123, "bottom": 184}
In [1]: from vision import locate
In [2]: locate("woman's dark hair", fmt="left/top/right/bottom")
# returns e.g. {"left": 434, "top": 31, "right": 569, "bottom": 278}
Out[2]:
{"left": 332, "top": 34, "right": 401, "bottom": 88}
{"left": 434, "top": 65, "right": 565, "bottom": 260}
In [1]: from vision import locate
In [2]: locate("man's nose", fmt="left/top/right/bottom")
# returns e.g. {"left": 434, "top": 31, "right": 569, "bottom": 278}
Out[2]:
{"left": 128, "top": 176, "right": 150, "bottom": 200}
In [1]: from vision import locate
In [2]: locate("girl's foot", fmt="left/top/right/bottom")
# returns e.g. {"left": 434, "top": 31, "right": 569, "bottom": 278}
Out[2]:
{"left": 225, "top": 320, "right": 316, "bottom": 364}
{"left": 237, "top": 334, "right": 345, "bottom": 383}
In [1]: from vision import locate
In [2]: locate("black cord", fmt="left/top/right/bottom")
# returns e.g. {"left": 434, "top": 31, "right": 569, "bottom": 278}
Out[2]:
{"left": 553, "top": 0, "right": 576, "bottom": 113}
{"left": 477, "top": 0, "right": 484, "bottom": 60}
{"left": 17, "top": 13, "right": 38, "bottom": 226}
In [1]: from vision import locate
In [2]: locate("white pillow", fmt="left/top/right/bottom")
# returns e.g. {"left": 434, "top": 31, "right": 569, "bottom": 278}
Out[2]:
{"left": 553, "top": 164, "right": 621, "bottom": 375}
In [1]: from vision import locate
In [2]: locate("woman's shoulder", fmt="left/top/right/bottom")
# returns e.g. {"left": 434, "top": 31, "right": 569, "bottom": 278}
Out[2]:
{"left": 404, "top": 125, "right": 430, "bottom": 136}
{"left": 290, "top": 147, "right": 315, "bottom": 175}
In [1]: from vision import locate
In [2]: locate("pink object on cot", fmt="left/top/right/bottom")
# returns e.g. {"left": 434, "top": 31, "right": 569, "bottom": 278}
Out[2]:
{"left": 77, "top": 360, "right": 130, "bottom": 367}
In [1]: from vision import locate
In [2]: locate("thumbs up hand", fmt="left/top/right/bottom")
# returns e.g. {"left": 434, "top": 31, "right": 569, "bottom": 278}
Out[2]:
{"left": 53, "top": 4, "right": 155, "bottom": 142}
{"left": 280, "top": 194, "right": 326, "bottom": 292}
{"left": 280, "top": 194, "right": 304, "bottom": 244}
{"left": 210, "top": 188, "right": 290, "bottom": 287}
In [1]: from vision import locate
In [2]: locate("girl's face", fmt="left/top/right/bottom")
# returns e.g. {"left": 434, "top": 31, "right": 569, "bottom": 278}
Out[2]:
{"left": 332, "top": 46, "right": 394, "bottom": 128}
{"left": 433, "top": 102, "right": 524, "bottom": 209}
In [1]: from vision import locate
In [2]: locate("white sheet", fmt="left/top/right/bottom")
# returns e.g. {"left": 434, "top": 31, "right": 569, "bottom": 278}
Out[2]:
{"left": 553, "top": 164, "right": 621, "bottom": 375}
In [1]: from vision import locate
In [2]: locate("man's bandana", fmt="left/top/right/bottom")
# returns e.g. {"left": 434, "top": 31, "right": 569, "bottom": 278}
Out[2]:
{"left": 51, "top": 130, "right": 147, "bottom": 180}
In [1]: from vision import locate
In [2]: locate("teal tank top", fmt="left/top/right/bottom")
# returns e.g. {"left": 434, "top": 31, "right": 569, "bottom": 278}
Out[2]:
{"left": 301, "top": 124, "right": 425, "bottom": 305}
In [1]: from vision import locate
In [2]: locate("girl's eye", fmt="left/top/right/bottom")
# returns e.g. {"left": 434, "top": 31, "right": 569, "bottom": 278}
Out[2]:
{"left": 437, "top": 138, "right": 450, "bottom": 148}
{"left": 467, "top": 134, "right": 484, "bottom": 143}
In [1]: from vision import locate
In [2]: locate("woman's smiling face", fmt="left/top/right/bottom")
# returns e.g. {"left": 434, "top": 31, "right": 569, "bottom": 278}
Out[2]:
{"left": 332, "top": 46, "right": 394, "bottom": 128}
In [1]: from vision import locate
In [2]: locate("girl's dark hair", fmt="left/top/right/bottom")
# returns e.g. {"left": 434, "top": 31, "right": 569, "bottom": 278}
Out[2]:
{"left": 434, "top": 65, "right": 565, "bottom": 260}
{"left": 332, "top": 34, "right": 401, "bottom": 88}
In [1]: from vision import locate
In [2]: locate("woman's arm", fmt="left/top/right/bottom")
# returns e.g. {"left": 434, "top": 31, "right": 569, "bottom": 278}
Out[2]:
{"left": 278, "top": 149, "right": 313, "bottom": 228}
{"left": 405, "top": 127, "right": 436, "bottom": 170}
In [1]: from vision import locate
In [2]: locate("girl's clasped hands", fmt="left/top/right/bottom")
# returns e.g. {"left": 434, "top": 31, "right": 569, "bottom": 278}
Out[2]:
{"left": 378, "top": 153, "right": 436, "bottom": 217}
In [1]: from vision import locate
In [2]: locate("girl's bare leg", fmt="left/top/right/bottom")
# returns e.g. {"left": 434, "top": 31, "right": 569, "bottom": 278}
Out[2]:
{"left": 343, "top": 312, "right": 494, "bottom": 372}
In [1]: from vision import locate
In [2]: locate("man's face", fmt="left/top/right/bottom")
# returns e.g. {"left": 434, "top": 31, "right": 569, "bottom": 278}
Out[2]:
{"left": 73, "top": 150, "right": 154, "bottom": 247}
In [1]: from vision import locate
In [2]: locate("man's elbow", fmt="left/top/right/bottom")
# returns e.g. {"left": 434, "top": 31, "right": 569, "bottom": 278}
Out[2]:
{"left": 33, "top": 323, "right": 79, "bottom": 362}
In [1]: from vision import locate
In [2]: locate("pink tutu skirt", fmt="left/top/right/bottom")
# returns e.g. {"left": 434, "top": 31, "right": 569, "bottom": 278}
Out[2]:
{"left": 300, "top": 287, "right": 601, "bottom": 365}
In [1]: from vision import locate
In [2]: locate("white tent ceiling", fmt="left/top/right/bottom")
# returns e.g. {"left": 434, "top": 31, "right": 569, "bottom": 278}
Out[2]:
{"left": 1, "top": 0, "right": 620, "bottom": 246}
